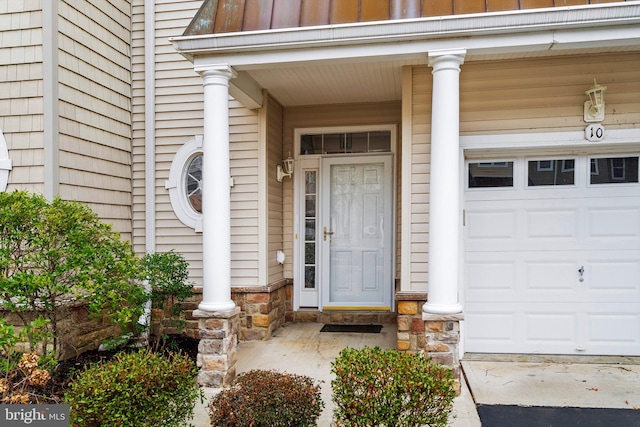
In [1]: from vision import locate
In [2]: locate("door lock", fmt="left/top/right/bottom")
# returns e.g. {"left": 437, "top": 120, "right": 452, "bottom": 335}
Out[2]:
{"left": 323, "top": 226, "right": 334, "bottom": 241}
{"left": 578, "top": 266, "right": 585, "bottom": 282}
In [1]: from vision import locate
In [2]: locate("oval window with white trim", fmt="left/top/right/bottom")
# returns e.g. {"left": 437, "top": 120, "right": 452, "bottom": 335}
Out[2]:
{"left": 166, "top": 136, "right": 203, "bottom": 232}
{"left": 186, "top": 154, "right": 202, "bottom": 213}
{"left": 0, "top": 129, "right": 12, "bottom": 191}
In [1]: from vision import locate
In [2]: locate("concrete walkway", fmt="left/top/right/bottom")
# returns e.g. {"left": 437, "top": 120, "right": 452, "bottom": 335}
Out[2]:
{"left": 191, "top": 322, "right": 480, "bottom": 426}
{"left": 191, "top": 323, "right": 640, "bottom": 426}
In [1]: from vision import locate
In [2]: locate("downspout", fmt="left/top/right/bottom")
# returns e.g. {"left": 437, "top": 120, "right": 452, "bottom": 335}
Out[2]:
{"left": 141, "top": 0, "right": 156, "bottom": 335}
{"left": 42, "top": 0, "right": 59, "bottom": 201}
{"left": 144, "top": 0, "right": 156, "bottom": 255}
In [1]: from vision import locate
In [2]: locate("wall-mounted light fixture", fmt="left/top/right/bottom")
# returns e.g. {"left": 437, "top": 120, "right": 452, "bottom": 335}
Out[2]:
{"left": 584, "top": 79, "right": 607, "bottom": 123}
{"left": 276, "top": 154, "right": 294, "bottom": 182}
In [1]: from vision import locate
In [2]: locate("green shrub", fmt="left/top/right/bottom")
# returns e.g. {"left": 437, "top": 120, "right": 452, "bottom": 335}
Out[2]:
{"left": 0, "top": 191, "right": 146, "bottom": 358}
{"left": 142, "top": 250, "right": 195, "bottom": 351}
{"left": 331, "top": 346, "right": 456, "bottom": 427}
{"left": 64, "top": 349, "right": 203, "bottom": 427}
{"left": 208, "top": 369, "right": 324, "bottom": 427}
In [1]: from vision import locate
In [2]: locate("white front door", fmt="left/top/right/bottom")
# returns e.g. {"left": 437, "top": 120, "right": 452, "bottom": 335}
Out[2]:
{"left": 321, "top": 156, "right": 393, "bottom": 310}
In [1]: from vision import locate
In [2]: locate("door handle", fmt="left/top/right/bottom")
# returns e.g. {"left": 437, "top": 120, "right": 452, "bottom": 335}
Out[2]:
{"left": 578, "top": 266, "right": 584, "bottom": 283}
{"left": 323, "top": 226, "right": 334, "bottom": 241}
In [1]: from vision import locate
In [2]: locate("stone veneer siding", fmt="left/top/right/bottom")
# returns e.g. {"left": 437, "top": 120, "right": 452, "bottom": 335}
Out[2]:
{"left": 231, "top": 281, "right": 287, "bottom": 341}
{"left": 2, "top": 303, "right": 120, "bottom": 361}
{"left": 397, "top": 292, "right": 463, "bottom": 394}
{"left": 396, "top": 292, "right": 428, "bottom": 353}
{"left": 182, "top": 281, "right": 288, "bottom": 341}
{"left": 193, "top": 307, "right": 240, "bottom": 387}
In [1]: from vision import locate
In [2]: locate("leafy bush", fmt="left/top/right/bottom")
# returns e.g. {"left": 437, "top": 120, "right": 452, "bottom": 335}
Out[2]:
{"left": 0, "top": 316, "right": 50, "bottom": 373}
{"left": 142, "top": 250, "right": 195, "bottom": 351}
{"left": 331, "top": 346, "right": 456, "bottom": 427}
{"left": 0, "top": 191, "right": 146, "bottom": 358}
{"left": 64, "top": 349, "right": 203, "bottom": 427}
{"left": 208, "top": 369, "right": 324, "bottom": 427}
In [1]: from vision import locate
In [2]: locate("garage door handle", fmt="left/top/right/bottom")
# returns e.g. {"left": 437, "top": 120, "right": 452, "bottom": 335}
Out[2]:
{"left": 578, "top": 266, "right": 584, "bottom": 282}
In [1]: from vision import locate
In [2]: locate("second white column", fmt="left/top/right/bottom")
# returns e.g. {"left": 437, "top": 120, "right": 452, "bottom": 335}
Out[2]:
{"left": 423, "top": 50, "right": 466, "bottom": 315}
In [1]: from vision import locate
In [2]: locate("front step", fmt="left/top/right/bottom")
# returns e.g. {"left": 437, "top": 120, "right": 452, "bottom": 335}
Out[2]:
{"left": 286, "top": 310, "right": 397, "bottom": 325}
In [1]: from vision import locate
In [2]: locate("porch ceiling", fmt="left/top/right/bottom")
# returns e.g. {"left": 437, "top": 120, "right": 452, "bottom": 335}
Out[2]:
{"left": 234, "top": 44, "right": 639, "bottom": 107}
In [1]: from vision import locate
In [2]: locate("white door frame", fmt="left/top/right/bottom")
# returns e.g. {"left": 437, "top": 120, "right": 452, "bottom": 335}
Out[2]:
{"left": 293, "top": 125, "right": 397, "bottom": 311}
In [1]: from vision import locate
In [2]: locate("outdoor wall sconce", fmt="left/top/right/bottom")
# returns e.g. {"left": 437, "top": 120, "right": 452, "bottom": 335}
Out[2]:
{"left": 276, "top": 154, "right": 294, "bottom": 182}
{"left": 584, "top": 79, "right": 607, "bottom": 123}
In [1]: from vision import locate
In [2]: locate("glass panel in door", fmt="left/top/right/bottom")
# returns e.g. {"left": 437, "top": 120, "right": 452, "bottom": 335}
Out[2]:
{"left": 299, "top": 169, "right": 319, "bottom": 307}
{"left": 322, "top": 156, "right": 392, "bottom": 309}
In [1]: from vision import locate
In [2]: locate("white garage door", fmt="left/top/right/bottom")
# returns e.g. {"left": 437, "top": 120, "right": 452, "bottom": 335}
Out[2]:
{"left": 464, "top": 154, "right": 640, "bottom": 356}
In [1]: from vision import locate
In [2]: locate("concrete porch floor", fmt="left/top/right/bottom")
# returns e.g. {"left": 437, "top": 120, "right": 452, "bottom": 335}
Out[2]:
{"left": 192, "top": 321, "right": 479, "bottom": 426}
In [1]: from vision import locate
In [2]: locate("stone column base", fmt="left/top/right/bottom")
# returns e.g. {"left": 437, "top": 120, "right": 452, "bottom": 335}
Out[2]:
{"left": 422, "top": 312, "right": 464, "bottom": 394}
{"left": 193, "top": 307, "right": 240, "bottom": 387}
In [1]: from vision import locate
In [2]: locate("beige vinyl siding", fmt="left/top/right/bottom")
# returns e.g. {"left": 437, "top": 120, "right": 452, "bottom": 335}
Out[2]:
{"left": 460, "top": 53, "right": 640, "bottom": 133}
{"left": 408, "top": 67, "right": 431, "bottom": 291}
{"left": 267, "top": 95, "right": 285, "bottom": 285}
{"left": 57, "top": 0, "right": 133, "bottom": 239}
{"left": 283, "top": 102, "right": 402, "bottom": 279}
{"left": 132, "top": 0, "right": 263, "bottom": 287}
{"left": 407, "top": 52, "right": 640, "bottom": 292}
{"left": 230, "top": 101, "right": 261, "bottom": 287}
{"left": 131, "top": 0, "right": 204, "bottom": 280}
{"left": 0, "top": 1, "right": 44, "bottom": 193}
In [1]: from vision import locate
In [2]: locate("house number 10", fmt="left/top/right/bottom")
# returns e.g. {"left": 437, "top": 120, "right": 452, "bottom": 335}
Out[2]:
{"left": 584, "top": 124, "right": 605, "bottom": 142}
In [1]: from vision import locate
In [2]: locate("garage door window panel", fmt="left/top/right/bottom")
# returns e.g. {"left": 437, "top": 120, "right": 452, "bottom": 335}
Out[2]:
{"left": 468, "top": 161, "right": 514, "bottom": 188}
{"left": 590, "top": 156, "right": 639, "bottom": 185}
{"left": 528, "top": 159, "right": 575, "bottom": 187}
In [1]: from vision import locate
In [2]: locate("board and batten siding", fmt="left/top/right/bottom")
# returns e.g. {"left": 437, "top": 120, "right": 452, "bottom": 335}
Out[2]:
{"left": 132, "top": 0, "right": 263, "bottom": 287}
{"left": 57, "top": 0, "right": 133, "bottom": 240}
{"left": 282, "top": 102, "right": 403, "bottom": 279}
{"left": 406, "top": 52, "right": 640, "bottom": 292}
{"left": 0, "top": 1, "right": 44, "bottom": 193}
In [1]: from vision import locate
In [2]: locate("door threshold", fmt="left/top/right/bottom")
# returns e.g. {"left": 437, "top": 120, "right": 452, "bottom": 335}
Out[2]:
{"left": 322, "top": 306, "right": 391, "bottom": 311}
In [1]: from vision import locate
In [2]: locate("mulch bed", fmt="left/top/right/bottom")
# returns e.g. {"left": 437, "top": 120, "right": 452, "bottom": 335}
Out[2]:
{"left": 7, "top": 335, "right": 200, "bottom": 404}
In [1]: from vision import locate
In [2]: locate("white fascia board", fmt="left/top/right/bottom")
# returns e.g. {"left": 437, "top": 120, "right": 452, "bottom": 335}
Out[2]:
{"left": 192, "top": 23, "right": 638, "bottom": 70}
{"left": 461, "top": 128, "right": 640, "bottom": 157}
{"left": 172, "top": 3, "right": 640, "bottom": 64}
{"left": 550, "top": 24, "right": 640, "bottom": 50}
{"left": 193, "top": 32, "right": 555, "bottom": 69}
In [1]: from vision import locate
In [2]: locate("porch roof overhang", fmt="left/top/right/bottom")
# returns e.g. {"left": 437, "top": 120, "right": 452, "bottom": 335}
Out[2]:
{"left": 170, "top": 3, "right": 640, "bottom": 109}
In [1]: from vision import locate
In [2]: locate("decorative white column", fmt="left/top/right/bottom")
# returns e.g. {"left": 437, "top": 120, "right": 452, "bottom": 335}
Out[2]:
{"left": 423, "top": 50, "right": 465, "bottom": 315}
{"left": 196, "top": 65, "right": 237, "bottom": 312}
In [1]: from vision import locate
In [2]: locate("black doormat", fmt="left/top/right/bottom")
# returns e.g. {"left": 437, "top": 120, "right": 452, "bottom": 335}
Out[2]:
{"left": 477, "top": 404, "right": 640, "bottom": 427}
{"left": 320, "top": 324, "right": 383, "bottom": 333}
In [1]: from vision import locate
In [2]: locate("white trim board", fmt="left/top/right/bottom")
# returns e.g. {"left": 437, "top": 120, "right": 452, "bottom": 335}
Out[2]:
{"left": 462, "top": 129, "right": 640, "bottom": 158}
